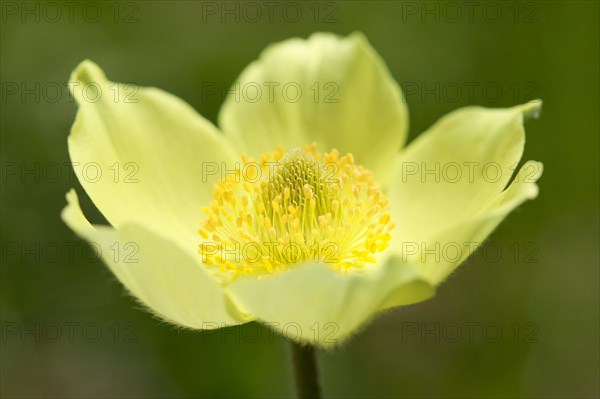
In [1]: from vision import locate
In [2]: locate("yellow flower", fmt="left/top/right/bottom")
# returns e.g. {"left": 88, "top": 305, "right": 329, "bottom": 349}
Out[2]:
{"left": 62, "top": 32, "right": 543, "bottom": 347}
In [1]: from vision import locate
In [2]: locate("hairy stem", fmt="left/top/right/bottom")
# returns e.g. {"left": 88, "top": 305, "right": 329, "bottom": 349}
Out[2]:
{"left": 289, "top": 341, "right": 321, "bottom": 399}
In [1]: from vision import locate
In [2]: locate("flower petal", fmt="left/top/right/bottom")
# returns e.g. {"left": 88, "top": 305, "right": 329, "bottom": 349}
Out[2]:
{"left": 389, "top": 101, "right": 542, "bottom": 245}
{"left": 401, "top": 161, "right": 543, "bottom": 285}
{"left": 226, "top": 258, "right": 433, "bottom": 347}
{"left": 68, "top": 60, "right": 237, "bottom": 250}
{"left": 62, "top": 190, "right": 250, "bottom": 328}
{"left": 218, "top": 32, "right": 408, "bottom": 182}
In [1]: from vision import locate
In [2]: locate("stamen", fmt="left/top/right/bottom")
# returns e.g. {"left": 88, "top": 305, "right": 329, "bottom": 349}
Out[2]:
{"left": 198, "top": 144, "right": 393, "bottom": 281}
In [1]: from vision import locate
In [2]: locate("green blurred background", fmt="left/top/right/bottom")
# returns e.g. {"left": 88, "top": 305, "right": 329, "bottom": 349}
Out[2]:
{"left": 1, "top": 1, "right": 598, "bottom": 397}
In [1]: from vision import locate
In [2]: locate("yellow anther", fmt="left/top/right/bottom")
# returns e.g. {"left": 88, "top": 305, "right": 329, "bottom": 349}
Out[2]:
{"left": 331, "top": 200, "right": 339, "bottom": 213}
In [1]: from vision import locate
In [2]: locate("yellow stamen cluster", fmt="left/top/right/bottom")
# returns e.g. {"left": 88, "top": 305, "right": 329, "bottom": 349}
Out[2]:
{"left": 198, "top": 144, "right": 393, "bottom": 280}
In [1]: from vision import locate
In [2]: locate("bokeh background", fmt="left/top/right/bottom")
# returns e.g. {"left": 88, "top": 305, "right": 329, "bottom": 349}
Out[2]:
{"left": 1, "top": 1, "right": 598, "bottom": 398}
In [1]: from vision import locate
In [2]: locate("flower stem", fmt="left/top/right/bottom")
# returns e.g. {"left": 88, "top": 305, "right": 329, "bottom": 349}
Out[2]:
{"left": 289, "top": 341, "right": 321, "bottom": 399}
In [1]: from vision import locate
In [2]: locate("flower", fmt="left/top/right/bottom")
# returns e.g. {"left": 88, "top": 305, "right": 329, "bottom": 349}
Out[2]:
{"left": 62, "top": 32, "right": 543, "bottom": 347}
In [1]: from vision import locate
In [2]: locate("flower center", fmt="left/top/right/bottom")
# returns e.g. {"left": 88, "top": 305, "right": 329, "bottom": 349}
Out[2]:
{"left": 198, "top": 144, "right": 393, "bottom": 280}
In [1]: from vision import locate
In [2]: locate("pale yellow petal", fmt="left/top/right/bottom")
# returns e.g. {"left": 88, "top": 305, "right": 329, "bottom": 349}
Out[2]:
{"left": 403, "top": 161, "right": 543, "bottom": 285}
{"left": 62, "top": 190, "right": 250, "bottom": 328}
{"left": 219, "top": 32, "right": 408, "bottom": 183}
{"left": 68, "top": 60, "right": 237, "bottom": 251}
{"left": 389, "top": 101, "right": 542, "bottom": 245}
{"left": 226, "top": 257, "right": 433, "bottom": 347}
